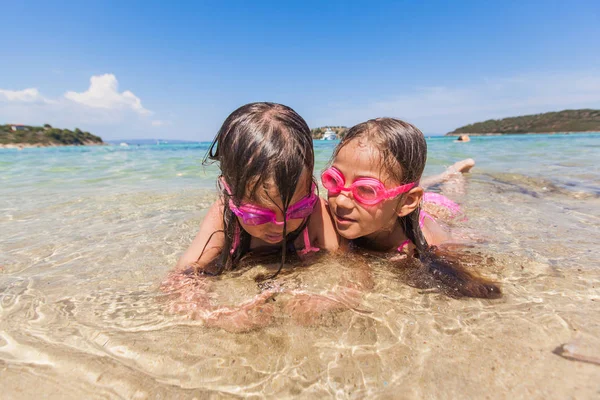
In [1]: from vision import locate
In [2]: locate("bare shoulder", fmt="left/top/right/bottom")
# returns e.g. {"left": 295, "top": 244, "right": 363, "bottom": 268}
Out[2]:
{"left": 307, "top": 197, "right": 340, "bottom": 252}
{"left": 176, "top": 199, "right": 225, "bottom": 270}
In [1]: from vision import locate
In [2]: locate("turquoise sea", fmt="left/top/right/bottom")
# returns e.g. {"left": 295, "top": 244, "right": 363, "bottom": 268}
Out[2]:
{"left": 1, "top": 134, "right": 599, "bottom": 398}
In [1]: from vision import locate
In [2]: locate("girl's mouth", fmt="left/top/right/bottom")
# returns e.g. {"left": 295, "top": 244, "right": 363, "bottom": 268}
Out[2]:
{"left": 264, "top": 233, "right": 283, "bottom": 242}
{"left": 335, "top": 213, "right": 356, "bottom": 225}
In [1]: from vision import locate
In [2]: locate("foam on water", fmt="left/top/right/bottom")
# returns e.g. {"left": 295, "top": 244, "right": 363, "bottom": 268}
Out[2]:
{"left": 1, "top": 135, "right": 599, "bottom": 398}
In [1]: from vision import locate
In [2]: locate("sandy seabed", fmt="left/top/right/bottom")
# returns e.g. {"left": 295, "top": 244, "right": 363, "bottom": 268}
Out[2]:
{"left": 1, "top": 165, "right": 599, "bottom": 399}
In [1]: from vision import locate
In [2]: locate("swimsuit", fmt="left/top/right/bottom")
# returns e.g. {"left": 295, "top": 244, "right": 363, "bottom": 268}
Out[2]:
{"left": 297, "top": 228, "right": 320, "bottom": 256}
{"left": 397, "top": 193, "right": 459, "bottom": 253}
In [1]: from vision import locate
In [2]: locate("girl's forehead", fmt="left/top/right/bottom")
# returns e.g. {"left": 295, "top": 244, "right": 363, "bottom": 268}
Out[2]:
{"left": 334, "top": 140, "right": 399, "bottom": 184}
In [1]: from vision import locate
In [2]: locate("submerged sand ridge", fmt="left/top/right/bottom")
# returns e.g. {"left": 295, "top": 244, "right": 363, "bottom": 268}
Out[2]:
{"left": 1, "top": 168, "right": 599, "bottom": 398}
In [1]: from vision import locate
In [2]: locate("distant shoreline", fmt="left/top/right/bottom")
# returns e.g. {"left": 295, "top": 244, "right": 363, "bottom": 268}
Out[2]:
{"left": 1, "top": 124, "right": 104, "bottom": 148}
{"left": 445, "top": 131, "right": 600, "bottom": 137}
{"left": 0, "top": 142, "right": 105, "bottom": 149}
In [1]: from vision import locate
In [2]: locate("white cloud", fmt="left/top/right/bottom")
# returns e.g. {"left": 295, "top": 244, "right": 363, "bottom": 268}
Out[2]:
{"left": 0, "top": 88, "right": 49, "bottom": 103}
{"left": 315, "top": 70, "right": 600, "bottom": 133}
{"left": 0, "top": 74, "right": 158, "bottom": 138}
{"left": 64, "top": 74, "right": 151, "bottom": 115}
{"left": 151, "top": 120, "right": 167, "bottom": 126}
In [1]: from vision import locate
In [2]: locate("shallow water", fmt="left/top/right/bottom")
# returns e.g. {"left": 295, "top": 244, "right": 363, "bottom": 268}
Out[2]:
{"left": 1, "top": 134, "right": 599, "bottom": 398}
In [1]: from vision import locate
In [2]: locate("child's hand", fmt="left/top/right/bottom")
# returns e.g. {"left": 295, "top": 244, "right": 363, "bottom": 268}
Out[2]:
{"left": 204, "top": 289, "right": 278, "bottom": 332}
{"left": 160, "top": 266, "right": 214, "bottom": 317}
{"left": 161, "top": 267, "right": 280, "bottom": 331}
{"left": 283, "top": 292, "right": 341, "bottom": 325}
{"left": 280, "top": 261, "right": 370, "bottom": 326}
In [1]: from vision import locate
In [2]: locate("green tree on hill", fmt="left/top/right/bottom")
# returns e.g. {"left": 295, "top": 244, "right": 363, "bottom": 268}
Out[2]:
{"left": 0, "top": 124, "right": 104, "bottom": 146}
{"left": 448, "top": 109, "right": 600, "bottom": 135}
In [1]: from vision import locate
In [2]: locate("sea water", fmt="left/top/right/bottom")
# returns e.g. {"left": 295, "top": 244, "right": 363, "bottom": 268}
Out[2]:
{"left": 1, "top": 134, "right": 599, "bottom": 398}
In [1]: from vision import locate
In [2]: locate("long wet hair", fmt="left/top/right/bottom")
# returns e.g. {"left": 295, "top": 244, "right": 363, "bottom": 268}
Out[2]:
{"left": 202, "top": 102, "right": 314, "bottom": 277}
{"left": 332, "top": 118, "right": 501, "bottom": 298}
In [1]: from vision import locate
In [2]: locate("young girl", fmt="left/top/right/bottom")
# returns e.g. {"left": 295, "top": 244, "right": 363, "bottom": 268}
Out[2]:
{"left": 177, "top": 102, "right": 338, "bottom": 275}
{"left": 164, "top": 102, "right": 339, "bottom": 331}
{"left": 322, "top": 118, "right": 501, "bottom": 298}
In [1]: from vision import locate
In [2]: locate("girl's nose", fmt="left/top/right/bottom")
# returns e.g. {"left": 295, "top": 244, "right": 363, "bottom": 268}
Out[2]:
{"left": 271, "top": 209, "right": 287, "bottom": 225}
{"left": 334, "top": 191, "right": 355, "bottom": 209}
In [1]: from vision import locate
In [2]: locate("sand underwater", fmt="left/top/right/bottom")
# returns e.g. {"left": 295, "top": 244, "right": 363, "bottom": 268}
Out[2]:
{"left": 1, "top": 134, "right": 599, "bottom": 399}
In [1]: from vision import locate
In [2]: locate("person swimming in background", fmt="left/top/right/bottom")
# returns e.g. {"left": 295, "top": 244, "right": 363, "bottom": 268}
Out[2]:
{"left": 322, "top": 118, "right": 501, "bottom": 298}
{"left": 163, "top": 102, "right": 339, "bottom": 331}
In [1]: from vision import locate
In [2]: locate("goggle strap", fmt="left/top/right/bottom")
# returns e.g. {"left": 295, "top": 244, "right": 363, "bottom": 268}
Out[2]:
{"left": 230, "top": 224, "right": 240, "bottom": 255}
{"left": 385, "top": 182, "right": 416, "bottom": 197}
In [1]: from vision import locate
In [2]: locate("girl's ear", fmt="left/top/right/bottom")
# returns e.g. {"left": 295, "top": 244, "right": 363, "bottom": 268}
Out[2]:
{"left": 397, "top": 187, "right": 423, "bottom": 217}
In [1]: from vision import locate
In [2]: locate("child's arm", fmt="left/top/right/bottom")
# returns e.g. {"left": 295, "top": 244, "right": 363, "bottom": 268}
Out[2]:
{"left": 161, "top": 267, "right": 280, "bottom": 332}
{"left": 176, "top": 199, "right": 225, "bottom": 270}
{"left": 170, "top": 200, "right": 284, "bottom": 332}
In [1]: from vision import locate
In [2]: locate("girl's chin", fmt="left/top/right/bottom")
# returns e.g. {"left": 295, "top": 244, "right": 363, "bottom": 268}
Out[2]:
{"left": 336, "top": 227, "right": 362, "bottom": 240}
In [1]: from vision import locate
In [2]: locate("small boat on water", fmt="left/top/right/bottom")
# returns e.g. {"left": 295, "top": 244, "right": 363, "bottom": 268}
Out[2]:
{"left": 321, "top": 128, "right": 338, "bottom": 140}
{"left": 119, "top": 142, "right": 129, "bottom": 147}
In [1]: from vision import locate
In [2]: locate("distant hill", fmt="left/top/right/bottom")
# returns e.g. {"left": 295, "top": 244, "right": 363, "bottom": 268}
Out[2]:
{"left": 447, "top": 109, "right": 600, "bottom": 136}
{"left": 311, "top": 126, "right": 348, "bottom": 139}
{"left": 0, "top": 124, "right": 104, "bottom": 147}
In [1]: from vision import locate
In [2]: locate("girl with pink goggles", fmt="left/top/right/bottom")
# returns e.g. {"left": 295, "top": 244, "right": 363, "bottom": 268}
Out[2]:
{"left": 321, "top": 167, "right": 416, "bottom": 206}
{"left": 221, "top": 179, "right": 318, "bottom": 226}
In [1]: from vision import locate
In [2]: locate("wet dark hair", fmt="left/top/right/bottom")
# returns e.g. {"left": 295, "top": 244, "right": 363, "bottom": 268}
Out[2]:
{"left": 202, "top": 102, "right": 314, "bottom": 278}
{"left": 333, "top": 118, "right": 501, "bottom": 299}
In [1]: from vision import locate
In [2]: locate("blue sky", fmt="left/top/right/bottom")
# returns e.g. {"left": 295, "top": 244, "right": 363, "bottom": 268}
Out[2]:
{"left": 1, "top": 0, "right": 599, "bottom": 140}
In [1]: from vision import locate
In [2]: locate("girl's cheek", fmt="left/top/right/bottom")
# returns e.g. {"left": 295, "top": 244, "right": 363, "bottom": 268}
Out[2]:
{"left": 287, "top": 219, "right": 304, "bottom": 233}
{"left": 356, "top": 208, "right": 384, "bottom": 233}
{"left": 238, "top": 222, "right": 263, "bottom": 237}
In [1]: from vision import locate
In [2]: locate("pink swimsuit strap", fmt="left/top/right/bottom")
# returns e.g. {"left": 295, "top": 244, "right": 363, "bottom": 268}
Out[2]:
{"left": 397, "top": 239, "right": 411, "bottom": 252}
{"left": 297, "top": 227, "right": 320, "bottom": 256}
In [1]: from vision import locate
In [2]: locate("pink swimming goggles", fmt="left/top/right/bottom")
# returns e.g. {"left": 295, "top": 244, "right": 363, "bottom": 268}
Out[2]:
{"left": 221, "top": 179, "right": 318, "bottom": 226}
{"left": 321, "top": 167, "right": 416, "bottom": 206}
